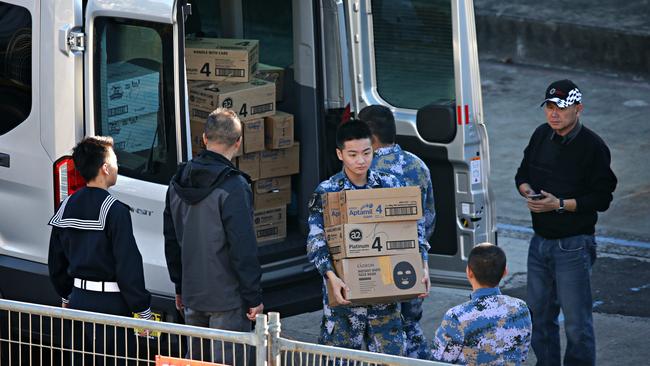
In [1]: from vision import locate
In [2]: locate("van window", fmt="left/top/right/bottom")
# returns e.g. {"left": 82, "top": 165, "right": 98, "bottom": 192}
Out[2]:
{"left": 184, "top": 0, "right": 293, "bottom": 68}
{"left": 0, "top": 2, "right": 32, "bottom": 135}
{"left": 243, "top": 0, "right": 293, "bottom": 67}
{"left": 93, "top": 18, "right": 178, "bottom": 184}
{"left": 371, "top": 0, "right": 455, "bottom": 109}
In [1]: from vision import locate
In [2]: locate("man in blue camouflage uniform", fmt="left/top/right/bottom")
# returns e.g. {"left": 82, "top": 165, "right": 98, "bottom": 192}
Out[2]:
{"left": 360, "top": 105, "right": 434, "bottom": 359}
{"left": 430, "top": 243, "right": 532, "bottom": 365}
{"left": 307, "top": 120, "right": 429, "bottom": 356}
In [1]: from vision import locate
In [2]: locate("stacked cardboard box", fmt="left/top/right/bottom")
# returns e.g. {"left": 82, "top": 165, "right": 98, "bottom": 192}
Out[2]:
{"left": 250, "top": 139, "right": 299, "bottom": 244}
{"left": 185, "top": 38, "right": 259, "bottom": 83}
{"left": 322, "top": 186, "right": 426, "bottom": 306}
{"left": 185, "top": 37, "right": 298, "bottom": 246}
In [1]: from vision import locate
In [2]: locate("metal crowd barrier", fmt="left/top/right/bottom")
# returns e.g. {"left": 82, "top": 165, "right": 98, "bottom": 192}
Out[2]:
{"left": 267, "top": 313, "right": 448, "bottom": 366}
{"left": 1, "top": 299, "right": 448, "bottom": 366}
{"left": 0, "top": 299, "right": 266, "bottom": 365}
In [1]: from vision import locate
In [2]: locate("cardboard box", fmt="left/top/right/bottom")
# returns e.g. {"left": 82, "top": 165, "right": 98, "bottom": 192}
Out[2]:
{"left": 327, "top": 253, "right": 425, "bottom": 306}
{"left": 321, "top": 192, "right": 341, "bottom": 227}
{"left": 237, "top": 152, "right": 260, "bottom": 180}
{"left": 190, "top": 120, "right": 205, "bottom": 156}
{"left": 105, "top": 62, "right": 160, "bottom": 123}
{"left": 243, "top": 118, "right": 265, "bottom": 153}
{"left": 254, "top": 206, "right": 286, "bottom": 244}
{"left": 190, "top": 120, "right": 242, "bottom": 157}
{"left": 264, "top": 111, "right": 294, "bottom": 149}
{"left": 185, "top": 38, "right": 259, "bottom": 82}
{"left": 108, "top": 112, "right": 159, "bottom": 153}
{"left": 339, "top": 187, "right": 422, "bottom": 224}
{"left": 188, "top": 79, "right": 275, "bottom": 122}
{"left": 253, "top": 63, "right": 285, "bottom": 101}
{"left": 325, "top": 221, "right": 419, "bottom": 260}
{"left": 253, "top": 176, "right": 291, "bottom": 210}
{"left": 259, "top": 142, "right": 300, "bottom": 179}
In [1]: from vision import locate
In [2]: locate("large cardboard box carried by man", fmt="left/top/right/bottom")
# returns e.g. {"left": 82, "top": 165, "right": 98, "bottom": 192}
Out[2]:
{"left": 327, "top": 253, "right": 425, "bottom": 306}
{"left": 336, "top": 186, "right": 422, "bottom": 224}
{"left": 325, "top": 221, "right": 419, "bottom": 260}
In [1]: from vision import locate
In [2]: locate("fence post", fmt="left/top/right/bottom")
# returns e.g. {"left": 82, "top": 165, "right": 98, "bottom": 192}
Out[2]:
{"left": 255, "top": 314, "right": 268, "bottom": 366}
{"left": 268, "top": 312, "right": 281, "bottom": 366}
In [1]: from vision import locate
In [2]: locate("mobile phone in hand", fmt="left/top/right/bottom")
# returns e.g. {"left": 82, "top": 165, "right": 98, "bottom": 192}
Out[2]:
{"left": 528, "top": 193, "right": 545, "bottom": 200}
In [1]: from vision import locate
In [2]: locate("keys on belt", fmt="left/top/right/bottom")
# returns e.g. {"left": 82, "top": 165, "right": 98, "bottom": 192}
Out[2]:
{"left": 74, "top": 278, "right": 120, "bottom": 292}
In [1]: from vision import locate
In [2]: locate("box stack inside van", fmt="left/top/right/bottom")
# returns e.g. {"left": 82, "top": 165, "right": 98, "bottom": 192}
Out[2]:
{"left": 185, "top": 37, "right": 298, "bottom": 245}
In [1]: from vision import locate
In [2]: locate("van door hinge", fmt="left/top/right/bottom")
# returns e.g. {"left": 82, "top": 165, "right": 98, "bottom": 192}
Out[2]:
{"left": 67, "top": 30, "right": 86, "bottom": 52}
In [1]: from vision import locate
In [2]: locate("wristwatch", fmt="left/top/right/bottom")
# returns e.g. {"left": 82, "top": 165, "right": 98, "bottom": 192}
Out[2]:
{"left": 557, "top": 198, "right": 565, "bottom": 213}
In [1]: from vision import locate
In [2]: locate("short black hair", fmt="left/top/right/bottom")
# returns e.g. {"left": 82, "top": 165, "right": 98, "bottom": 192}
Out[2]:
{"left": 467, "top": 243, "right": 506, "bottom": 287}
{"left": 205, "top": 108, "right": 242, "bottom": 146}
{"left": 72, "top": 136, "right": 114, "bottom": 182}
{"left": 336, "top": 119, "right": 372, "bottom": 150}
{"left": 358, "top": 105, "right": 396, "bottom": 145}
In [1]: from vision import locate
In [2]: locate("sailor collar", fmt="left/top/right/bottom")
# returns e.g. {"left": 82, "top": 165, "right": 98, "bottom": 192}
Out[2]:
{"left": 48, "top": 194, "right": 117, "bottom": 231}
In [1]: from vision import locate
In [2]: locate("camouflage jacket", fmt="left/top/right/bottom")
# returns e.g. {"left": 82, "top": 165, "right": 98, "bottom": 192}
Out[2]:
{"left": 371, "top": 144, "right": 435, "bottom": 241}
{"left": 307, "top": 169, "right": 429, "bottom": 277}
{"left": 430, "top": 287, "right": 532, "bottom": 365}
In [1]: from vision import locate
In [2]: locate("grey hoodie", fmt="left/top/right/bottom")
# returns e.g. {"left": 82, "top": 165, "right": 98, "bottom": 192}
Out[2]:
{"left": 163, "top": 150, "right": 262, "bottom": 312}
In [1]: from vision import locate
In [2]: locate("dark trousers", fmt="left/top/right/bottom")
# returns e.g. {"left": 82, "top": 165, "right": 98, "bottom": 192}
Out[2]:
{"left": 68, "top": 288, "right": 137, "bottom": 366}
{"left": 401, "top": 298, "right": 428, "bottom": 359}
{"left": 527, "top": 234, "right": 597, "bottom": 366}
{"left": 184, "top": 306, "right": 252, "bottom": 366}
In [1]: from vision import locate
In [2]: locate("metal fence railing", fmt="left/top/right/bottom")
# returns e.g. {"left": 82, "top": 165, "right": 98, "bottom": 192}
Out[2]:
{"left": 266, "top": 313, "right": 449, "bottom": 366}
{"left": 1, "top": 299, "right": 449, "bottom": 366}
{"left": 0, "top": 299, "right": 266, "bottom": 365}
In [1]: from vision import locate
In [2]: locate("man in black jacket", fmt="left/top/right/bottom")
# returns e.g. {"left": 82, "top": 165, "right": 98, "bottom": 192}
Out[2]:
{"left": 164, "top": 108, "right": 263, "bottom": 364}
{"left": 515, "top": 80, "right": 617, "bottom": 366}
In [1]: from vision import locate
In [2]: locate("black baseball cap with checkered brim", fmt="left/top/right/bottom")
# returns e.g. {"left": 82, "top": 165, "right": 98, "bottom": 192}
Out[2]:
{"left": 540, "top": 79, "right": 582, "bottom": 108}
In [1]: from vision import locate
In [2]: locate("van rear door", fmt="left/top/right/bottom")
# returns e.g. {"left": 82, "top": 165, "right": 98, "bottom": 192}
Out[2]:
{"left": 335, "top": 0, "right": 495, "bottom": 285}
{"left": 83, "top": 0, "right": 189, "bottom": 303}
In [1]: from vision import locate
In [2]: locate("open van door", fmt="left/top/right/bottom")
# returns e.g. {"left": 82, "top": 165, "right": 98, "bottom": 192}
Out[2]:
{"left": 83, "top": 0, "right": 189, "bottom": 309}
{"left": 336, "top": 0, "right": 496, "bottom": 286}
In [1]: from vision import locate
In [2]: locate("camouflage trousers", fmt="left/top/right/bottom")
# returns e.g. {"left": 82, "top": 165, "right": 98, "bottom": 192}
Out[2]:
{"left": 319, "top": 287, "right": 405, "bottom": 356}
{"left": 400, "top": 297, "right": 429, "bottom": 359}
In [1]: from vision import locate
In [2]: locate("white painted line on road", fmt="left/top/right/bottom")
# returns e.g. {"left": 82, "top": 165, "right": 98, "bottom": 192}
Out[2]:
{"left": 497, "top": 223, "right": 650, "bottom": 249}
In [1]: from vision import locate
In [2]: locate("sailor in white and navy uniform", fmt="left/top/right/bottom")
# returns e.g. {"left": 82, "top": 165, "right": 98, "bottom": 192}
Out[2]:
{"left": 48, "top": 186, "right": 151, "bottom": 319}
{"left": 46, "top": 136, "right": 151, "bottom": 365}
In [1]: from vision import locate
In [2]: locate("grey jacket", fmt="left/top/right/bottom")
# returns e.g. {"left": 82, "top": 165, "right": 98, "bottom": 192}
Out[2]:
{"left": 163, "top": 150, "right": 262, "bottom": 312}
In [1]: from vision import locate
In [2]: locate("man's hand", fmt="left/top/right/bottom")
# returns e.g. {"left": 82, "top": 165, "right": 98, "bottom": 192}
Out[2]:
{"left": 61, "top": 301, "right": 69, "bottom": 309}
{"left": 136, "top": 329, "right": 151, "bottom": 338}
{"left": 326, "top": 271, "right": 351, "bottom": 305}
{"left": 518, "top": 183, "right": 534, "bottom": 198}
{"left": 246, "top": 303, "right": 264, "bottom": 321}
{"left": 527, "top": 190, "right": 560, "bottom": 213}
{"left": 419, "top": 266, "right": 431, "bottom": 298}
{"left": 175, "top": 294, "right": 184, "bottom": 312}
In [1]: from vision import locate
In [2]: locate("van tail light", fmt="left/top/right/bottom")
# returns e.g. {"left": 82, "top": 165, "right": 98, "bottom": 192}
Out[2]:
{"left": 53, "top": 156, "right": 86, "bottom": 210}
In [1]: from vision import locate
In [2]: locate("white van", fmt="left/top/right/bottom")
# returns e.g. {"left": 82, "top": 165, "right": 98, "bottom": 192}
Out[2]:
{"left": 0, "top": 0, "right": 495, "bottom": 319}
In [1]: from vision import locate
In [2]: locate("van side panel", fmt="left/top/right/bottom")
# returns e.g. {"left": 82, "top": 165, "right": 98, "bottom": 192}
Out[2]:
{"left": 39, "top": 0, "right": 84, "bottom": 161}
{"left": 0, "top": 0, "right": 53, "bottom": 265}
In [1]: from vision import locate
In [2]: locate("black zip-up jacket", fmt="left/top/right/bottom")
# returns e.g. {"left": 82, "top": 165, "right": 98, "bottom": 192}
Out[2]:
{"left": 163, "top": 150, "right": 262, "bottom": 312}
{"left": 515, "top": 123, "right": 617, "bottom": 239}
